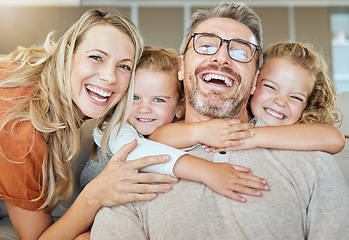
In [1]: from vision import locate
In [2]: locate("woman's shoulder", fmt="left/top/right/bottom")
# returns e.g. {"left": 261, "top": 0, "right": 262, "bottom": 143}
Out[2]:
{"left": 0, "top": 119, "right": 47, "bottom": 211}
{"left": 0, "top": 62, "right": 18, "bottom": 79}
{"left": 0, "top": 62, "right": 37, "bottom": 98}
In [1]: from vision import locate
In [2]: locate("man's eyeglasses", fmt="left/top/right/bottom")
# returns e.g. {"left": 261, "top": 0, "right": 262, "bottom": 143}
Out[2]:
{"left": 184, "top": 33, "right": 261, "bottom": 64}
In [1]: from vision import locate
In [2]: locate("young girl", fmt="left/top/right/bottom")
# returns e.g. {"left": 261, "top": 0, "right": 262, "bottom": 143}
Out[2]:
{"left": 81, "top": 46, "right": 268, "bottom": 203}
{"left": 149, "top": 41, "right": 345, "bottom": 154}
{"left": 0, "top": 9, "right": 183, "bottom": 240}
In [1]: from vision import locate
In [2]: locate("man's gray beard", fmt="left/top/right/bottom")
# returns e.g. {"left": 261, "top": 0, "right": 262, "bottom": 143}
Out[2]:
{"left": 186, "top": 79, "right": 247, "bottom": 119}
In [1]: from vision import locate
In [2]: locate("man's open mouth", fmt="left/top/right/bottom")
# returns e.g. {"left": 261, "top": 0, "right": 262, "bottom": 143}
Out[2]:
{"left": 201, "top": 73, "right": 234, "bottom": 87}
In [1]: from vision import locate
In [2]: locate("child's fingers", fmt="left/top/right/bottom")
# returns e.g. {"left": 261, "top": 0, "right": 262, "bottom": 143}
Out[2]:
{"left": 227, "top": 184, "right": 263, "bottom": 198}
{"left": 222, "top": 139, "right": 245, "bottom": 148}
{"left": 227, "top": 130, "right": 254, "bottom": 141}
{"left": 231, "top": 164, "right": 250, "bottom": 173}
{"left": 221, "top": 191, "right": 247, "bottom": 203}
{"left": 235, "top": 174, "right": 269, "bottom": 191}
{"left": 228, "top": 122, "right": 253, "bottom": 131}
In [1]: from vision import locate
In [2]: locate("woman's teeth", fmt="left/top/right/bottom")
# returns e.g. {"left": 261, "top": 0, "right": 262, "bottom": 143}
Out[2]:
{"left": 87, "top": 85, "right": 112, "bottom": 103}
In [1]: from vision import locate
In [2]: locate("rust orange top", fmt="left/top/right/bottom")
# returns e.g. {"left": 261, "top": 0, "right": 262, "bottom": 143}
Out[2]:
{"left": 0, "top": 63, "right": 47, "bottom": 210}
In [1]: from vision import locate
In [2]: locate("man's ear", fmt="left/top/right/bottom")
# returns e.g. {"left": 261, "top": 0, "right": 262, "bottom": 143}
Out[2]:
{"left": 178, "top": 55, "right": 184, "bottom": 81}
{"left": 175, "top": 97, "right": 186, "bottom": 121}
{"left": 251, "top": 69, "right": 259, "bottom": 95}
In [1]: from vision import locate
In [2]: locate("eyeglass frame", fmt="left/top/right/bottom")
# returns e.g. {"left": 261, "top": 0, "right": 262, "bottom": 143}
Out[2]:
{"left": 183, "top": 32, "right": 262, "bottom": 69}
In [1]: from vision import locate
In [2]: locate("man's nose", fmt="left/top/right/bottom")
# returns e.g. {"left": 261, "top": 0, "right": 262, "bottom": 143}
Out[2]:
{"left": 209, "top": 42, "right": 231, "bottom": 65}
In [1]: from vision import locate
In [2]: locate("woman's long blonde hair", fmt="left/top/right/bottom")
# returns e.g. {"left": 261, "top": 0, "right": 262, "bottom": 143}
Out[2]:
{"left": 0, "top": 8, "right": 143, "bottom": 211}
{"left": 263, "top": 41, "right": 342, "bottom": 126}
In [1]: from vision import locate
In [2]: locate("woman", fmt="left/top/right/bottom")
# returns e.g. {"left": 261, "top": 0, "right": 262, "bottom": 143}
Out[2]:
{"left": 0, "top": 8, "right": 176, "bottom": 239}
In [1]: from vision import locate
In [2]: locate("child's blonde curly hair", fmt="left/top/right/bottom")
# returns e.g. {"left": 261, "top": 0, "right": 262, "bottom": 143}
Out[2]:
{"left": 263, "top": 41, "right": 342, "bottom": 126}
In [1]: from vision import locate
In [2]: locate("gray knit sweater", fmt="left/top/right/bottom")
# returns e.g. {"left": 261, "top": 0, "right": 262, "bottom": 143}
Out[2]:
{"left": 92, "top": 146, "right": 349, "bottom": 240}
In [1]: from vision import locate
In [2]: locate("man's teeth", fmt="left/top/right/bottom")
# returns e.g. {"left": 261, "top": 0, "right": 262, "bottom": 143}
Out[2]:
{"left": 87, "top": 85, "right": 112, "bottom": 97}
{"left": 265, "top": 108, "right": 285, "bottom": 119}
{"left": 203, "top": 74, "right": 233, "bottom": 87}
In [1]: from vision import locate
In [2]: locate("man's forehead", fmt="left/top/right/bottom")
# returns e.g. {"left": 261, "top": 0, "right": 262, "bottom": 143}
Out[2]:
{"left": 194, "top": 17, "right": 257, "bottom": 45}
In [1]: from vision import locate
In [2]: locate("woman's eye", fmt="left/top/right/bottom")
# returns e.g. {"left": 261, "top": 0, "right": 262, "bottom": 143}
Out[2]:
{"left": 89, "top": 55, "right": 101, "bottom": 61}
{"left": 120, "top": 65, "right": 132, "bottom": 71}
{"left": 154, "top": 98, "right": 165, "bottom": 103}
{"left": 133, "top": 96, "right": 140, "bottom": 101}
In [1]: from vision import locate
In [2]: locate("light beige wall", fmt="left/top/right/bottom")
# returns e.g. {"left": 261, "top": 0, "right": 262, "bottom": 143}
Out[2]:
{"left": 138, "top": 7, "right": 183, "bottom": 51}
{"left": 0, "top": 6, "right": 130, "bottom": 54}
{"left": 253, "top": 7, "right": 290, "bottom": 48}
{"left": 0, "top": 5, "right": 333, "bottom": 66}
{"left": 295, "top": 7, "right": 332, "bottom": 70}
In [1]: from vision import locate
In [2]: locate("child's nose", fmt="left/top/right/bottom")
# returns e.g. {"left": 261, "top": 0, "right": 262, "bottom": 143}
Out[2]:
{"left": 273, "top": 95, "right": 287, "bottom": 107}
{"left": 137, "top": 102, "right": 152, "bottom": 113}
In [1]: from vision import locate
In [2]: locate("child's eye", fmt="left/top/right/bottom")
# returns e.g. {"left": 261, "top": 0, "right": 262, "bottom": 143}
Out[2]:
{"left": 89, "top": 55, "right": 101, "bottom": 61}
{"left": 154, "top": 98, "right": 165, "bottom": 103}
{"left": 133, "top": 96, "right": 140, "bottom": 101}
{"left": 263, "top": 84, "right": 276, "bottom": 90}
{"left": 291, "top": 96, "right": 304, "bottom": 102}
{"left": 119, "top": 64, "right": 132, "bottom": 71}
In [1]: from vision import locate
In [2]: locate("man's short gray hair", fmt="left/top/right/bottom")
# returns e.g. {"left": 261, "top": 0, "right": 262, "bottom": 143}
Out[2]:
{"left": 180, "top": 2, "right": 263, "bottom": 68}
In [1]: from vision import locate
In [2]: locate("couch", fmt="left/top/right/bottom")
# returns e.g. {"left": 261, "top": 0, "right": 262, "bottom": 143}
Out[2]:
{"left": 334, "top": 91, "right": 349, "bottom": 184}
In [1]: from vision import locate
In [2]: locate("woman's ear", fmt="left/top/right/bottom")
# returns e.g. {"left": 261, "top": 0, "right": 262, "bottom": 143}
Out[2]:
{"left": 64, "top": 45, "right": 69, "bottom": 63}
{"left": 65, "top": 44, "right": 70, "bottom": 63}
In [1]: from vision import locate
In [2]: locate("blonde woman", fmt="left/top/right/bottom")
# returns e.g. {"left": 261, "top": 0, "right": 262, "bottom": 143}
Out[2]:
{"left": 0, "top": 8, "right": 176, "bottom": 239}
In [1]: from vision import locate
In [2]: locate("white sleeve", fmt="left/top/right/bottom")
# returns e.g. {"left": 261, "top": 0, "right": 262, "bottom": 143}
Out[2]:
{"left": 93, "top": 127, "right": 104, "bottom": 148}
{"left": 107, "top": 123, "right": 187, "bottom": 176}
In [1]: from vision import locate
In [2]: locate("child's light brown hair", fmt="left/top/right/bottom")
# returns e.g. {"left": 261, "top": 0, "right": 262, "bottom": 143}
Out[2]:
{"left": 263, "top": 41, "right": 342, "bottom": 126}
{"left": 137, "top": 46, "right": 185, "bottom": 120}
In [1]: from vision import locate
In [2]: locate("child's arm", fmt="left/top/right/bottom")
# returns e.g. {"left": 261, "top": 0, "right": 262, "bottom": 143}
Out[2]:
{"left": 219, "top": 123, "right": 345, "bottom": 154}
{"left": 173, "top": 154, "right": 269, "bottom": 202}
{"left": 149, "top": 119, "right": 254, "bottom": 149}
{"left": 121, "top": 138, "right": 269, "bottom": 202}
{"left": 105, "top": 123, "right": 268, "bottom": 202}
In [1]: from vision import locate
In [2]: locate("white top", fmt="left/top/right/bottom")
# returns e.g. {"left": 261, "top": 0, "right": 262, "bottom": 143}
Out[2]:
{"left": 94, "top": 123, "right": 187, "bottom": 176}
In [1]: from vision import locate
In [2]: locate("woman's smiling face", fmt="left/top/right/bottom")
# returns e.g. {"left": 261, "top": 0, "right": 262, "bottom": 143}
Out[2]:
{"left": 70, "top": 24, "right": 135, "bottom": 119}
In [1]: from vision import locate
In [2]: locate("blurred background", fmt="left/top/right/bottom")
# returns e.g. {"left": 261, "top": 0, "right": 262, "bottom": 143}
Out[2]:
{"left": 0, "top": 0, "right": 349, "bottom": 92}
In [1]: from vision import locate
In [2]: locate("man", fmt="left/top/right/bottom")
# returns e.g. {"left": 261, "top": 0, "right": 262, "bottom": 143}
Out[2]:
{"left": 91, "top": 3, "right": 349, "bottom": 239}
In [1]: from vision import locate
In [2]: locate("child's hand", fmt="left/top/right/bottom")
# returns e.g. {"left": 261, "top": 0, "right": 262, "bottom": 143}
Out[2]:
{"left": 201, "top": 144, "right": 217, "bottom": 153}
{"left": 194, "top": 119, "right": 254, "bottom": 148}
{"left": 200, "top": 161, "right": 269, "bottom": 202}
{"left": 215, "top": 135, "right": 259, "bottom": 152}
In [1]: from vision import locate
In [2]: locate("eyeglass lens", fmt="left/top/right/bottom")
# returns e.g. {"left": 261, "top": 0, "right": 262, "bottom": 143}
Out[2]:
{"left": 193, "top": 34, "right": 255, "bottom": 63}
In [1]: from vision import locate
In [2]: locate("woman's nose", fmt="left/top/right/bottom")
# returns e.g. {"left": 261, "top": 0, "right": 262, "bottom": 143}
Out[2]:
{"left": 99, "top": 65, "right": 116, "bottom": 84}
